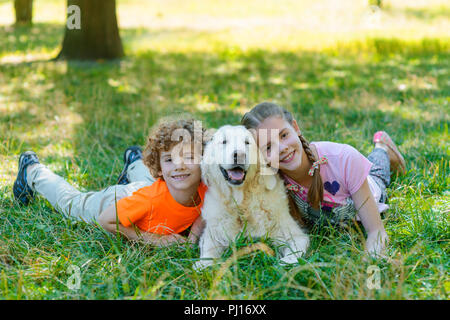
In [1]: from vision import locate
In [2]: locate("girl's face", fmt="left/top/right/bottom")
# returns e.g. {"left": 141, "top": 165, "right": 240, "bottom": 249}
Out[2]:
{"left": 255, "top": 116, "right": 304, "bottom": 173}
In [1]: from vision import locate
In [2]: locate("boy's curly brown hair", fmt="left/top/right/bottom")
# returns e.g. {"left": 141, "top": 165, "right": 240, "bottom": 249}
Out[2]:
{"left": 143, "top": 115, "right": 213, "bottom": 179}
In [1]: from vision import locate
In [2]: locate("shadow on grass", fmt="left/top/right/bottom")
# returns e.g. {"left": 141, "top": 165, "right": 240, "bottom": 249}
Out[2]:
{"left": 0, "top": 23, "right": 64, "bottom": 57}
{"left": 0, "top": 24, "right": 448, "bottom": 189}
{"left": 384, "top": 5, "right": 450, "bottom": 22}
{"left": 1, "top": 21, "right": 448, "bottom": 60}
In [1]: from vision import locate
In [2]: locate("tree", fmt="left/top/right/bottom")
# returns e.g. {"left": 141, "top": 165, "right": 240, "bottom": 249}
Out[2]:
{"left": 57, "top": 0, "right": 124, "bottom": 60}
{"left": 369, "top": 0, "right": 383, "bottom": 8}
{"left": 14, "top": 0, "right": 33, "bottom": 25}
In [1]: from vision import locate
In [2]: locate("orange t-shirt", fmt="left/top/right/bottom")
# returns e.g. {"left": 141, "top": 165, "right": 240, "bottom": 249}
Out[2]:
{"left": 116, "top": 179, "right": 207, "bottom": 235}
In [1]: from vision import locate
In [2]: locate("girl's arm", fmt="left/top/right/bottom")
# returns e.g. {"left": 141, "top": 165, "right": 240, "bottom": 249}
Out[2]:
{"left": 351, "top": 178, "right": 389, "bottom": 258}
{"left": 98, "top": 204, "right": 186, "bottom": 247}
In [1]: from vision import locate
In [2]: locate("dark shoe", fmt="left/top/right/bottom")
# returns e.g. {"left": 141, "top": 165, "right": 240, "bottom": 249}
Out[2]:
{"left": 117, "top": 146, "right": 143, "bottom": 185}
{"left": 13, "top": 151, "right": 40, "bottom": 205}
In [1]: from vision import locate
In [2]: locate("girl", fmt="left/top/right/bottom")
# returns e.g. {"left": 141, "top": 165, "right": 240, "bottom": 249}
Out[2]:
{"left": 241, "top": 102, "right": 406, "bottom": 257}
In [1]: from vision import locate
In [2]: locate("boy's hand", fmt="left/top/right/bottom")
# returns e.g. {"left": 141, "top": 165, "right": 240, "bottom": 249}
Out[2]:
{"left": 156, "top": 233, "right": 187, "bottom": 247}
{"left": 365, "top": 230, "right": 389, "bottom": 258}
{"left": 186, "top": 215, "right": 205, "bottom": 245}
{"left": 187, "top": 231, "right": 201, "bottom": 245}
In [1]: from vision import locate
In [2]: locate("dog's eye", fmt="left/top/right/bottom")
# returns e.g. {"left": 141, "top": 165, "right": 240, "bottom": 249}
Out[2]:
{"left": 245, "top": 139, "right": 250, "bottom": 145}
{"left": 222, "top": 140, "right": 227, "bottom": 145}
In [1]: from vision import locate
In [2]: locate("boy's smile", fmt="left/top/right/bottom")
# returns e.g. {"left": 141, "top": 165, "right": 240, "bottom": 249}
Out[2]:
{"left": 171, "top": 173, "right": 191, "bottom": 181}
{"left": 159, "top": 142, "right": 202, "bottom": 206}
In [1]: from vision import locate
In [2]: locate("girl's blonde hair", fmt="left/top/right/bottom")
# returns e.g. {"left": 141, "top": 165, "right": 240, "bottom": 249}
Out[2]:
{"left": 241, "top": 102, "right": 324, "bottom": 209}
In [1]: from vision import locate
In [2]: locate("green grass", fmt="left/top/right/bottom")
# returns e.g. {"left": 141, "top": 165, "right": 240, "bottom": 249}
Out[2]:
{"left": 0, "top": 0, "right": 449, "bottom": 299}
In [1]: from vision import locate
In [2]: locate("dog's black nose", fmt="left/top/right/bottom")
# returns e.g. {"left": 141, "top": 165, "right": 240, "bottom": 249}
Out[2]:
{"left": 233, "top": 150, "right": 246, "bottom": 164}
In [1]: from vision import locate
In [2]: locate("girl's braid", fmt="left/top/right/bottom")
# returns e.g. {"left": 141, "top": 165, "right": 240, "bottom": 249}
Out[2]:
{"left": 298, "top": 134, "right": 316, "bottom": 163}
{"left": 298, "top": 134, "right": 324, "bottom": 209}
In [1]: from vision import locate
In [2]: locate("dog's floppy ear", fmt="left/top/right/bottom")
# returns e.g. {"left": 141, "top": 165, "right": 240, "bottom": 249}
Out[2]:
{"left": 259, "top": 170, "right": 277, "bottom": 190}
{"left": 204, "top": 128, "right": 217, "bottom": 143}
{"left": 256, "top": 147, "right": 278, "bottom": 191}
{"left": 201, "top": 142, "right": 213, "bottom": 186}
{"left": 201, "top": 166, "right": 211, "bottom": 186}
{"left": 201, "top": 136, "right": 232, "bottom": 199}
{"left": 248, "top": 128, "right": 257, "bottom": 140}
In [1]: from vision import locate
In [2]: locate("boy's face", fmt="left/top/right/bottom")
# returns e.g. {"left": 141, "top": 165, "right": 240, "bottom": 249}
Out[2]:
{"left": 159, "top": 142, "right": 202, "bottom": 191}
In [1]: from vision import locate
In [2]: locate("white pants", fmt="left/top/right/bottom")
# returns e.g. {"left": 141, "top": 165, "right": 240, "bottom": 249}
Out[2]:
{"left": 27, "top": 160, "right": 155, "bottom": 224}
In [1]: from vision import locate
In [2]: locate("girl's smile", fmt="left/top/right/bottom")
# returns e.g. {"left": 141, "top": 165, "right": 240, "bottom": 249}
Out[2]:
{"left": 255, "top": 116, "right": 303, "bottom": 173}
{"left": 280, "top": 150, "right": 295, "bottom": 163}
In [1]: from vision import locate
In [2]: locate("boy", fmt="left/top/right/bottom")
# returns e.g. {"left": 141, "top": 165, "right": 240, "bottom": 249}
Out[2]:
{"left": 13, "top": 117, "right": 209, "bottom": 247}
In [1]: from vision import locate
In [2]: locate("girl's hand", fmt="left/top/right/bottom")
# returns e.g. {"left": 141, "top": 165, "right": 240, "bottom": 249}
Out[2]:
{"left": 365, "top": 230, "right": 389, "bottom": 258}
{"left": 352, "top": 179, "right": 389, "bottom": 259}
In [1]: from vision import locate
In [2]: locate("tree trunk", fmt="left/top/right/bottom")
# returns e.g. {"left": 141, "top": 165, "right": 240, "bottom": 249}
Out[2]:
{"left": 369, "top": 0, "right": 383, "bottom": 8}
{"left": 57, "top": 0, "right": 124, "bottom": 60}
{"left": 14, "top": 0, "right": 33, "bottom": 25}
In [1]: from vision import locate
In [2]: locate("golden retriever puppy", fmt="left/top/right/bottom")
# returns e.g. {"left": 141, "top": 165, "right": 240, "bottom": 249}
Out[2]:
{"left": 194, "top": 125, "right": 309, "bottom": 270}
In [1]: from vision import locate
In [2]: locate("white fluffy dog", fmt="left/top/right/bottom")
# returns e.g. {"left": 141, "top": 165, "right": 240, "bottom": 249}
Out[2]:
{"left": 194, "top": 125, "right": 309, "bottom": 270}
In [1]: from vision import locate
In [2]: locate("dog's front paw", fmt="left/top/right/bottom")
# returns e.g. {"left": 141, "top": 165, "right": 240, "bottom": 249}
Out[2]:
{"left": 193, "top": 259, "right": 214, "bottom": 272}
{"left": 280, "top": 254, "right": 300, "bottom": 265}
{"left": 294, "top": 237, "right": 310, "bottom": 255}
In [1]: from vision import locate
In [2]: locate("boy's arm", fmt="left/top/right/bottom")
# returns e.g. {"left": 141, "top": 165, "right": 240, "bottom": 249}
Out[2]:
{"left": 98, "top": 204, "right": 186, "bottom": 247}
{"left": 351, "top": 178, "right": 389, "bottom": 258}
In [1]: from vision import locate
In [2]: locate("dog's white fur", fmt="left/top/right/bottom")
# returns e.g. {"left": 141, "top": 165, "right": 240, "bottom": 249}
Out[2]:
{"left": 194, "top": 125, "right": 309, "bottom": 270}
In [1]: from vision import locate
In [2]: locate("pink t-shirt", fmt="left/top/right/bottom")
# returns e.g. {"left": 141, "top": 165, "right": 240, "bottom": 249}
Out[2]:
{"left": 282, "top": 141, "right": 388, "bottom": 213}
